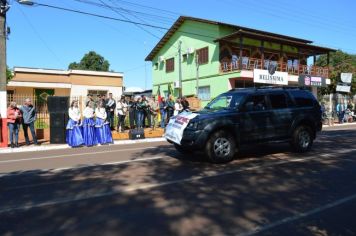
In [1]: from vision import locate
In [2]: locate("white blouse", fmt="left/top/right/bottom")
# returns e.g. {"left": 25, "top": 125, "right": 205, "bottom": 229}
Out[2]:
{"left": 174, "top": 103, "right": 183, "bottom": 116}
{"left": 83, "top": 107, "right": 94, "bottom": 119}
{"left": 95, "top": 107, "right": 107, "bottom": 120}
{"left": 69, "top": 107, "right": 81, "bottom": 121}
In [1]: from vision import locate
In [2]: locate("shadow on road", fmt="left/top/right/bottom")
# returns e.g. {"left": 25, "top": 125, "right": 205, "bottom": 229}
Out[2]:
{"left": 0, "top": 129, "right": 356, "bottom": 235}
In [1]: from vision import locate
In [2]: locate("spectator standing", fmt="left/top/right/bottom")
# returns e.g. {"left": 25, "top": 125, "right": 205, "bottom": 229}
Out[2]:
{"left": 66, "top": 100, "right": 84, "bottom": 147}
{"left": 149, "top": 96, "right": 159, "bottom": 129}
{"left": 85, "top": 94, "right": 94, "bottom": 107}
{"left": 142, "top": 96, "right": 151, "bottom": 128}
{"left": 128, "top": 96, "right": 137, "bottom": 129}
{"left": 181, "top": 97, "right": 190, "bottom": 112}
{"left": 136, "top": 97, "right": 146, "bottom": 129}
{"left": 105, "top": 93, "right": 116, "bottom": 130}
{"left": 7, "top": 102, "right": 22, "bottom": 148}
{"left": 159, "top": 97, "right": 167, "bottom": 128}
{"left": 174, "top": 98, "right": 183, "bottom": 116}
{"left": 166, "top": 95, "right": 175, "bottom": 121}
{"left": 336, "top": 102, "right": 345, "bottom": 124}
{"left": 20, "top": 98, "right": 38, "bottom": 146}
{"left": 116, "top": 96, "right": 128, "bottom": 133}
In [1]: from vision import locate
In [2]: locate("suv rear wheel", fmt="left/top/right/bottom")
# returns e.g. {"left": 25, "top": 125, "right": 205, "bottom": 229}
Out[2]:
{"left": 291, "top": 125, "right": 313, "bottom": 152}
{"left": 206, "top": 130, "right": 236, "bottom": 163}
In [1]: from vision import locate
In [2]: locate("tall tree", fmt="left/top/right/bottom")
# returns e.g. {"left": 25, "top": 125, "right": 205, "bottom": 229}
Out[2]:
{"left": 68, "top": 51, "right": 110, "bottom": 71}
{"left": 316, "top": 50, "right": 356, "bottom": 95}
{"left": 6, "top": 66, "right": 12, "bottom": 82}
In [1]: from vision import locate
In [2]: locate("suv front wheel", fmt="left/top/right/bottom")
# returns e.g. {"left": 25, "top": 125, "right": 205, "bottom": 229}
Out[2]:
{"left": 291, "top": 125, "right": 314, "bottom": 152}
{"left": 206, "top": 130, "right": 236, "bottom": 163}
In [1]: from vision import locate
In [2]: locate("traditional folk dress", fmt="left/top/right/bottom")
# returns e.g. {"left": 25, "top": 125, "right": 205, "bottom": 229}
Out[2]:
{"left": 66, "top": 107, "right": 84, "bottom": 147}
{"left": 95, "top": 107, "right": 113, "bottom": 144}
{"left": 82, "top": 107, "right": 97, "bottom": 147}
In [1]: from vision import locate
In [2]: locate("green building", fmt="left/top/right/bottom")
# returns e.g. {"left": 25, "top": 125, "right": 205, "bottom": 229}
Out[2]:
{"left": 145, "top": 16, "right": 335, "bottom": 107}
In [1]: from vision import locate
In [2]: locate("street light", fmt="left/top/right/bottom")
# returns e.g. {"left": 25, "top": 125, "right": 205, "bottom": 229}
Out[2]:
{"left": 18, "top": 0, "right": 34, "bottom": 6}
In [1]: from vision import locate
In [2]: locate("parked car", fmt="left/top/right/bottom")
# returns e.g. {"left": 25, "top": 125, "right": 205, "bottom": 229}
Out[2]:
{"left": 170, "top": 87, "right": 322, "bottom": 163}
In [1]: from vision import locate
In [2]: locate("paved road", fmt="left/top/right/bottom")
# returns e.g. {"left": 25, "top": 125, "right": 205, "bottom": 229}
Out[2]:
{"left": 0, "top": 125, "right": 356, "bottom": 236}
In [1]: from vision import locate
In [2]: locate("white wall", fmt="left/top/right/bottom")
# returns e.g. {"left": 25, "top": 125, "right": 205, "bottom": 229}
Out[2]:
{"left": 70, "top": 85, "right": 123, "bottom": 98}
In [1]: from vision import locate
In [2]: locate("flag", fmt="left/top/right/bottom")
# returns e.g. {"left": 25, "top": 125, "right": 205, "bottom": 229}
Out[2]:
{"left": 168, "top": 83, "right": 174, "bottom": 99}
{"left": 157, "top": 85, "right": 162, "bottom": 123}
{"left": 157, "top": 85, "right": 162, "bottom": 103}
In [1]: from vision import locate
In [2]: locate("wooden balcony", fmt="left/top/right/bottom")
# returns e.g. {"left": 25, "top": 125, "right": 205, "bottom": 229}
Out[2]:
{"left": 220, "top": 57, "right": 329, "bottom": 78}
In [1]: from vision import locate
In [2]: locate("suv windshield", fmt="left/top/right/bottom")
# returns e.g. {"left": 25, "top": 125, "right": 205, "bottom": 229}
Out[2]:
{"left": 205, "top": 94, "right": 245, "bottom": 110}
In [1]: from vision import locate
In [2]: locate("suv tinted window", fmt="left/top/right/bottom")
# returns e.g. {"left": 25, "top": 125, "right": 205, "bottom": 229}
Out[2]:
{"left": 244, "top": 95, "right": 267, "bottom": 111}
{"left": 269, "top": 93, "right": 289, "bottom": 109}
{"left": 289, "top": 90, "right": 314, "bottom": 107}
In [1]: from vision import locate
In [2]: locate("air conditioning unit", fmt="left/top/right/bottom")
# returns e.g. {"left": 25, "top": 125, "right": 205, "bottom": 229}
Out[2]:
{"left": 158, "top": 56, "right": 165, "bottom": 63}
{"left": 174, "top": 81, "right": 181, "bottom": 88}
{"left": 187, "top": 47, "right": 195, "bottom": 54}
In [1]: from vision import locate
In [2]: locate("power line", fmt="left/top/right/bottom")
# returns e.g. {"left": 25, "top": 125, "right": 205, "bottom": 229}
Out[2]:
{"left": 107, "top": 0, "right": 166, "bottom": 34}
{"left": 109, "top": 0, "right": 182, "bottom": 17}
{"left": 73, "top": 0, "right": 175, "bottom": 24}
{"left": 18, "top": 1, "right": 354, "bottom": 54}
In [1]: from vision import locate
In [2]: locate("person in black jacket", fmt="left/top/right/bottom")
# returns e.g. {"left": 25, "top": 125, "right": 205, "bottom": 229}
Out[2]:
{"left": 128, "top": 96, "right": 137, "bottom": 129}
{"left": 105, "top": 93, "right": 116, "bottom": 130}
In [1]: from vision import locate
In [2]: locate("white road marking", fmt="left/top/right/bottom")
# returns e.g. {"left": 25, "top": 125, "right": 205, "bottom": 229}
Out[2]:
{"left": 0, "top": 154, "right": 349, "bottom": 214}
{"left": 0, "top": 147, "right": 156, "bottom": 164}
{"left": 242, "top": 193, "right": 356, "bottom": 236}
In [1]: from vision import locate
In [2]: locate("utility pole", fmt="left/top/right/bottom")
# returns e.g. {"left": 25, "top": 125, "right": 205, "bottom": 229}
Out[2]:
{"left": 0, "top": 0, "right": 9, "bottom": 148}
{"left": 195, "top": 51, "right": 199, "bottom": 97}
{"left": 178, "top": 40, "right": 182, "bottom": 98}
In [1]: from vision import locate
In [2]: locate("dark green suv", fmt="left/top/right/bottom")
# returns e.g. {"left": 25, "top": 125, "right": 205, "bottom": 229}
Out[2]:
{"left": 171, "top": 87, "right": 322, "bottom": 163}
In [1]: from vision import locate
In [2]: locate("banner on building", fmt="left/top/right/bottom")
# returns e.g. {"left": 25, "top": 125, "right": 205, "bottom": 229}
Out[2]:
{"left": 253, "top": 69, "right": 288, "bottom": 85}
{"left": 341, "top": 73, "right": 353, "bottom": 83}
{"left": 336, "top": 84, "right": 351, "bottom": 93}
{"left": 164, "top": 112, "right": 198, "bottom": 145}
{"left": 298, "top": 75, "right": 326, "bottom": 87}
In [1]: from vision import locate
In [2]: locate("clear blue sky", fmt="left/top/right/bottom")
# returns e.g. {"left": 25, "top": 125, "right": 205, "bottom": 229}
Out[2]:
{"left": 6, "top": 0, "right": 356, "bottom": 89}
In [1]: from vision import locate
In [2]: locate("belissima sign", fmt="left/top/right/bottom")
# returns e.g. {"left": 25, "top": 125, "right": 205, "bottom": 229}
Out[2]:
{"left": 253, "top": 69, "right": 288, "bottom": 85}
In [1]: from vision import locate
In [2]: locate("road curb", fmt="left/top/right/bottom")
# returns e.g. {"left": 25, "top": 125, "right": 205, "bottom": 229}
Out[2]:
{"left": 0, "top": 138, "right": 166, "bottom": 154}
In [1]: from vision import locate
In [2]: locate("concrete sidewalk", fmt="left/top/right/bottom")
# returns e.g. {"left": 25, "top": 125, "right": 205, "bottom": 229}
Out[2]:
{"left": 322, "top": 122, "right": 356, "bottom": 128}
{"left": 0, "top": 138, "right": 166, "bottom": 154}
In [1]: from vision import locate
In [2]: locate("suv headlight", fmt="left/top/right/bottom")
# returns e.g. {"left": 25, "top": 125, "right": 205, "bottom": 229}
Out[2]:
{"left": 187, "top": 120, "right": 199, "bottom": 129}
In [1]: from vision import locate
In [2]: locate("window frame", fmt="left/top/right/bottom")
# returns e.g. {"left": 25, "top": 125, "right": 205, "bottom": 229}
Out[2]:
{"left": 196, "top": 47, "right": 209, "bottom": 65}
{"left": 198, "top": 86, "right": 211, "bottom": 101}
{"left": 165, "top": 57, "right": 175, "bottom": 73}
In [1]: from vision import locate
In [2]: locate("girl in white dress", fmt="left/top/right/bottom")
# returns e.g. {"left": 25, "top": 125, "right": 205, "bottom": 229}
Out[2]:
{"left": 95, "top": 100, "right": 113, "bottom": 144}
{"left": 66, "top": 100, "right": 84, "bottom": 147}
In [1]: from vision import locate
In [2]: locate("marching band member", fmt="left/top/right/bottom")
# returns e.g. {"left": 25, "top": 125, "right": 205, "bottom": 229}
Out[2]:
{"left": 66, "top": 100, "right": 84, "bottom": 147}
{"left": 95, "top": 100, "right": 113, "bottom": 144}
{"left": 82, "top": 101, "right": 97, "bottom": 147}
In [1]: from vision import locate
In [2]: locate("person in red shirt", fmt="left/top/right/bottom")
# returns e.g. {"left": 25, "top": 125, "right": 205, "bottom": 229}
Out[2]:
{"left": 7, "top": 101, "right": 22, "bottom": 148}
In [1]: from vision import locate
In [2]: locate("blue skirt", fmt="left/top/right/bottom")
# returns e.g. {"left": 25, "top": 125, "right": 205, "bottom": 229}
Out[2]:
{"left": 95, "top": 118, "right": 113, "bottom": 144}
{"left": 82, "top": 118, "right": 98, "bottom": 147}
{"left": 66, "top": 119, "right": 84, "bottom": 147}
